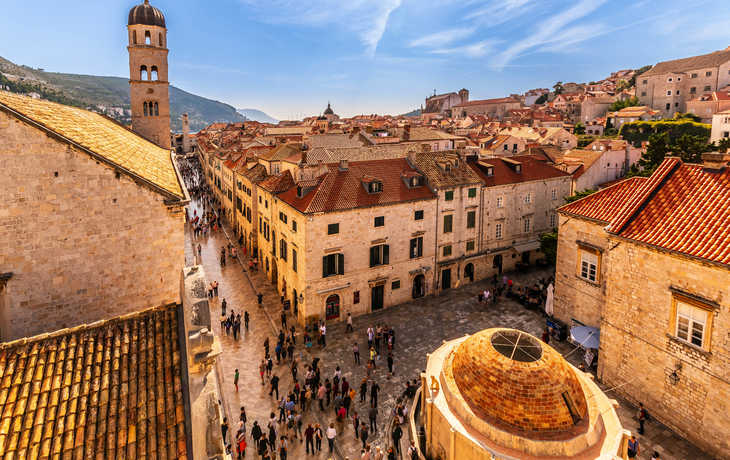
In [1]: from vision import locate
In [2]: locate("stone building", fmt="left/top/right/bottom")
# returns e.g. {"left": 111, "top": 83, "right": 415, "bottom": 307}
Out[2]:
{"left": 608, "top": 106, "right": 661, "bottom": 131}
{"left": 451, "top": 97, "right": 521, "bottom": 119}
{"left": 637, "top": 48, "right": 730, "bottom": 117}
{"left": 0, "top": 91, "right": 187, "bottom": 341}
{"left": 421, "top": 89, "right": 469, "bottom": 120}
{"left": 500, "top": 126, "right": 578, "bottom": 149}
{"left": 128, "top": 0, "right": 171, "bottom": 149}
{"left": 710, "top": 108, "right": 730, "bottom": 142}
{"left": 421, "top": 328, "right": 627, "bottom": 460}
{"left": 553, "top": 155, "right": 730, "bottom": 460}
{"left": 686, "top": 90, "right": 730, "bottom": 123}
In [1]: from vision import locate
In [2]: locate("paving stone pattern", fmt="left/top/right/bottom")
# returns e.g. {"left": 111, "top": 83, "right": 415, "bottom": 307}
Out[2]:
{"left": 183, "top": 196, "right": 713, "bottom": 460}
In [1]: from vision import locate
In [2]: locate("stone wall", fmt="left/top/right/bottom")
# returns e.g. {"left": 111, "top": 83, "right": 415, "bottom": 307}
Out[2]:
{"left": 0, "top": 112, "right": 185, "bottom": 340}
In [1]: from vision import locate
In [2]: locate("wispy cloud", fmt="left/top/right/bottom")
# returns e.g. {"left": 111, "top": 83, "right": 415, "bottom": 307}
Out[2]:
{"left": 430, "top": 39, "right": 501, "bottom": 58}
{"left": 238, "top": 0, "right": 401, "bottom": 57}
{"left": 409, "top": 27, "right": 476, "bottom": 48}
{"left": 488, "top": 0, "right": 610, "bottom": 71}
{"left": 465, "top": 0, "right": 534, "bottom": 25}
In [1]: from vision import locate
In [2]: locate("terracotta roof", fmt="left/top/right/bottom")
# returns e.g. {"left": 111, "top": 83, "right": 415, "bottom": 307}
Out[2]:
{"left": 597, "top": 177, "right": 629, "bottom": 188}
{"left": 688, "top": 91, "right": 730, "bottom": 102}
{"left": 517, "top": 145, "right": 567, "bottom": 164}
{"left": 500, "top": 126, "right": 572, "bottom": 142}
{"left": 452, "top": 97, "right": 520, "bottom": 108}
{"left": 306, "top": 133, "right": 368, "bottom": 149}
{"left": 559, "top": 177, "right": 648, "bottom": 222}
{"left": 391, "top": 127, "right": 464, "bottom": 141}
{"left": 583, "top": 139, "right": 631, "bottom": 151}
{"left": 277, "top": 159, "right": 436, "bottom": 213}
{"left": 567, "top": 150, "right": 604, "bottom": 179}
{"left": 326, "top": 144, "right": 416, "bottom": 161}
{"left": 0, "top": 91, "right": 184, "bottom": 198}
{"left": 642, "top": 50, "right": 730, "bottom": 77}
{"left": 0, "top": 305, "right": 186, "bottom": 460}
{"left": 469, "top": 155, "right": 570, "bottom": 186}
{"left": 612, "top": 106, "right": 660, "bottom": 117}
{"left": 413, "top": 151, "right": 483, "bottom": 188}
{"left": 238, "top": 163, "right": 268, "bottom": 182}
{"left": 259, "top": 143, "right": 302, "bottom": 162}
{"left": 258, "top": 169, "right": 296, "bottom": 193}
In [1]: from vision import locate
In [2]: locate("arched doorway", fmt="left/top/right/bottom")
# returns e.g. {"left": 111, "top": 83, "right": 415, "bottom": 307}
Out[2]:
{"left": 325, "top": 294, "right": 340, "bottom": 320}
{"left": 413, "top": 274, "right": 425, "bottom": 299}
{"left": 465, "top": 263, "right": 474, "bottom": 282}
{"left": 493, "top": 254, "right": 503, "bottom": 274}
{"left": 293, "top": 289, "right": 298, "bottom": 315}
{"left": 271, "top": 258, "right": 278, "bottom": 285}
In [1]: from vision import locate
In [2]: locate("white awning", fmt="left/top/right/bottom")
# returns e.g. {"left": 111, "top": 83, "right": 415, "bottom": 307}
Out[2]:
{"left": 512, "top": 240, "right": 541, "bottom": 253}
{"left": 316, "top": 283, "right": 351, "bottom": 295}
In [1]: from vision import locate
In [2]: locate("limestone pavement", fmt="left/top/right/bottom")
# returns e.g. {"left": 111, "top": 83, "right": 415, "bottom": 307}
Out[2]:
{"left": 183, "top": 197, "right": 713, "bottom": 460}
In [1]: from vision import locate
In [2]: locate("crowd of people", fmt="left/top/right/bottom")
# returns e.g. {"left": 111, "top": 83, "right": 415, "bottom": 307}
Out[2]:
{"left": 476, "top": 273, "right": 555, "bottom": 312}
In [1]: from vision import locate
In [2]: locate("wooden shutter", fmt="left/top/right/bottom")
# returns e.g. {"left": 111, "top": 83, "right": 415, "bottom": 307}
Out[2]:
{"left": 323, "top": 256, "right": 328, "bottom": 278}
{"left": 370, "top": 247, "right": 377, "bottom": 268}
{"left": 338, "top": 253, "right": 345, "bottom": 275}
{"left": 383, "top": 245, "right": 389, "bottom": 264}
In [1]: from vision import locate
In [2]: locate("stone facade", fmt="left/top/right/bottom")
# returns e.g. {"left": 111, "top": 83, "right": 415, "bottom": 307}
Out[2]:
{"left": 0, "top": 111, "right": 185, "bottom": 340}
{"left": 710, "top": 109, "right": 730, "bottom": 142}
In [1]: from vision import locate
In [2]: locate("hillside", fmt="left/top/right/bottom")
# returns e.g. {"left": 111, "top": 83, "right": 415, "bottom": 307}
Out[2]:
{"left": 0, "top": 56, "right": 243, "bottom": 132}
{"left": 237, "top": 108, "right": 278, "bottom": 124}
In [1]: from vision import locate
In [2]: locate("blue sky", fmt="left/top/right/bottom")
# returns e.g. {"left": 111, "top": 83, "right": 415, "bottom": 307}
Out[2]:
{"left": 1, "top": 0, "right": 729, "bottom": 120}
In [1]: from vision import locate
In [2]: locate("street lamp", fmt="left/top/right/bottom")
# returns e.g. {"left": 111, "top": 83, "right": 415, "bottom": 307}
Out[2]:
{"left": 298, "top": 293, "right": 305, "bottom": 305}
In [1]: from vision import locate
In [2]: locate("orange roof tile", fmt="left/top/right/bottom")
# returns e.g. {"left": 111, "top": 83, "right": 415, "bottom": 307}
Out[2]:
{"left": 559, "top": 177, "right": 648, "bottom": 223}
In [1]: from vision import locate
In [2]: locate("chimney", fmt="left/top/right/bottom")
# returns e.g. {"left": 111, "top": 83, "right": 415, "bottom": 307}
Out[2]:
{"left": 301, "top": 150, "right": 308, "bottom": 165}
{"left": 404, "top": 124, "right": 411, "bottom": 133}
{"left": 701, "top": 152, "right": 730, "bottom": 170}
{"left": 352, "top": 126, "right": 360, "bottom": 135}
{"left": 339, "top": 159, "right": 348, "bottom": 171}
{"left": 365, "top": 125, "right": 374, "bottom": 134}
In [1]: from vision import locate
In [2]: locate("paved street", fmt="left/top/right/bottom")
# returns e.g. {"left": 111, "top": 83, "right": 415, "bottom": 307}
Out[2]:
{"left": 182, "top": 194, "right": 713, "bottom": 460}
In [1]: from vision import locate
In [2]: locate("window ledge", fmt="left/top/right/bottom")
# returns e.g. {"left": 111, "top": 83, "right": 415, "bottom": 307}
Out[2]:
{"left": 574, "top": 274, "right": 601, "bottom": 287}
{"left": 666, "top": 334, "right": 712, "bottom": 358}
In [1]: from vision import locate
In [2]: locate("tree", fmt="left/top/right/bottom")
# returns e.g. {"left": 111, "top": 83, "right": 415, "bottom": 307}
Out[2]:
{"left": 615, "top": 79, "right": 631, "bottom": 93}
{"left": 674, "top": 112, "right": 701, "bottom": 123}
{"left": 639, "top": 132, "right": 670, "bottom": 170}
{"left": 535, "top": 93, "right": 549, "bottom": 104}
{"left": 607, "top": 97, "right": 641, "bottom": 113}
{"left": 574, "top": 122, "right": 586, "bottom": 135}
{"left": 716, "top": 137, "right": 730, "bottom": 153}
{"left": 539, "top": 232, "right": 559, "bottom": 265}
{"left": 672, "top": 134, "right": 709, "bottom": 164}
{"left": 563, "top": 189, "right": 597, "bottom": 204}
{"left": 553, "top": 81, "right": 564, "bottom": 95}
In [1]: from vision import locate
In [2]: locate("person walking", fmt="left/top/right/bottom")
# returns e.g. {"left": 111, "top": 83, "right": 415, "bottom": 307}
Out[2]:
{"left": 317, "top": 383, "right": 326, "bottom": 411}
{"left": 346, "top": 313, "right": 353, "bottom": 333}
{"left": 234, "top": 369, "right": 239, "bottom": 391}
{"left": 270, "top": 373, "right": 280, "bottom": 399}
{"left": 368, "top": 403, "right": 378, "bottom": 433}
{"left": 407, "top": 441, "right": 419, "bottom": 460}
{"left": 387, "top": 352, "right": 394, "bottom": 379}
{"left": 213, "top": 281, "right": 219, "bottom": 296}
{"left": 638, "top": 403, "right": 647, "bottom": 435}
{"left": 353, "top": 343, "right": 361, "bottom": 365}
{"left": 352, "top": 411, "right": 360, "bottom": 440}
{"left": 374, "top": 446, "right": 384, "bottom": 460}
{"left": 264, "top": 337, "right": 270, "bottom": 356}
{"left": 628, "top": 435, "right": 640, "bottom": 459}
{"left": 244, "top": 311, "right": 249, "bottom": 331}
{"left": 197, "top": 244, "right": 202, "bottom": 257}
{"left": 477, "top": 290, "right": 484, "bottom": 308}
{"left": 314, "top": 423, "right": 323, "bottom": 452}
{"left": 370, "top": 381, "right": 380, "bottom": 407}
{"left": 326, "top": 423, "right": 337, "bottom": 453}
{"left": 541, "top": 328, "right": 551, "bottom": 344}
{"left": 483, "top": 289, "right": 490, "bottom": 306}
{"left": 221, "top": 418, "right": 230, "bottom": 445}
{"left": 221, "top": 298, "right": 227, "bottom": 316}
{"left": 304, "top": 423, "right": 315, "bottom": 454}
{"left": 280, "top": 311, "right": 287, "bottom": 329}
{"left": 258, "top": 293, "right": 264, "bottom": 308}
{"left": 360, "top": 379, "right": 368, "bottom": 402}
{"left": 359, "top": 421, "right": 369, "bottom": 449}
{"left": 251, "top": 421, "right": 262, "bottom": 450}
{"left": 391, "top": 422, "right": 403, "bottom": 455}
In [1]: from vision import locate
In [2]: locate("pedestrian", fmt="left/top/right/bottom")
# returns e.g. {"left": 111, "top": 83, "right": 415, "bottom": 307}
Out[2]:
{"left": 208, "top": 283, "right": 214, "bottom": 298}
{"left": 280, "top": 311, "right": 287, "bottom": 329}
{"left": 374, "top": 446, "right": 384, "bottom": 460}
{"left": 244, "top": 311, "right": 249, "bottom": 331}
{"left": 359, "top": 421, "right": 369, "bottom": 449}
{"left": 651, "top": 452, "right": 660, "bottom": 460}
{"left": 213, "top": 281, "right": 219, "bottom": 296}
{"left": 198, "top": 244, "right": 202, "bottom": 257}
{"left": 266, "top": 356, "right": 273, "bottom": 378}
{"left": 387, "top": 446, "right": 396, "bottom": 460}
{"left": 367, "top": 325, "right": 374, "bottom": 350}
{"left": 319, "top": 323, "right": 327, "bottom": 347}
{"left": 353, "top": 343, "right": 361, "bottom": 365}
{"left": 314, "top": 423, "right": 323, "bottom": 452}
{"left": 638, "top": 403, "right": 647, "bottom": 435}
{"left": 233, "top": 321, "right": 238, "bottom": 340}
{"left": 387, "top": 352, "right": 394, "bottom": 379}
{"left": 221, "top": 417, "right": 230, "bottom": 444}
{"left": 369, "top": 403, "right": 378, "bottom": 433}
{"left": 251, "top": 421, "right": 262, "bottom": 450}
{"left": 353, "top": 411, "right": 360, "bottom": 440}
{"left": 391, "top": 422, "right": 403, "bottom": 455}
{"left": 347, "top": 313, "right": 353, "bottom": 333}
{"left": 325, "top": 378, "right": 332, "bottom": 406}
{"left": 502, "top": 274, "right": 507, "bottom": 288}
{"left": 407, "top": 441, "right": 419, "bottom": 460}
{"left": 317, "top": 383, "right": 326, "bottom": 411}
{"left": 366, "top": 361, "right": 373, "bottom": 381}
{"left": 234, "top": 369, "right": 239, "bottom": 391}
{"left": 360, "top": 379, "right": 367, "bottom": 402}
{"left": 237, "top": 429, "right": 247, "bottom": 459}
{"left": 221, "top": 298, "right": 227, "bottom": 315}
{"left": 268, "top": 428, "right": 277, "bottom": 453}
{"left": 541, "top": 328, "right": 551, "bottom": 344}
{"left": 477, "top": 290, "right": 484, "bottom": 308}
{"left": 270, "top": 373, "right": 280, "bottom": 399}
{"left": 337, "top": 405, "right": 347, "bottom": 432}
{"left": 370, "top": 381, "right": 380, "bottom": 406}
{"left": 258, "top": 292, "right": 264, "bottom": 308}
{"left": 264, "top": 337, "right": 270, "bottom": 356}
{"left": 304, "top": 423, "right": 315, "bottom": 454}
{"left": 374, "top": 326, "right": 382, "bottom": 354}
{"left": 343, "top": 390, "right": 352, "bottom": 417}
{"left": 483, "top": 289, "right": 490, "bottom": 306}
{"left": 628, "top": 435, "right": 640, "bottom": 459}
{"left": 326, "top": 423, "right": 337, "bottom": 453}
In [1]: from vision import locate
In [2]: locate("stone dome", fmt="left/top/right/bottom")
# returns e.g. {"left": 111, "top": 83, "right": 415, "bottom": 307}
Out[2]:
{"left": 450, "top": 328, "right": 587, "bottom": 433}
{"left": 128, "top": 0, "right": 166, "bottom": 28}
{"left": 324, "top": 103, "right": 334, "bottom": 115}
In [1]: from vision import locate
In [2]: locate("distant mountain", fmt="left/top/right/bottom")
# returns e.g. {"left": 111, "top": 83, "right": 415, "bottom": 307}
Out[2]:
{"left": 403, "top": 108, "right": 421, "bottom": 117}
{"left": 237, "top": 108, "right": 278, "bottom": 124}
{"left": 0, "top": 56, "right": 243, "bottom": 132}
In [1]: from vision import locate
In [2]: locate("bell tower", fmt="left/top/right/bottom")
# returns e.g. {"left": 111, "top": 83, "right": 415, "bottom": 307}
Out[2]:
{"left": 182, "top": 113, "right": 190, "bottom": 153}
{"left": 127, "top": 0, "right": 171, "bottom": 149}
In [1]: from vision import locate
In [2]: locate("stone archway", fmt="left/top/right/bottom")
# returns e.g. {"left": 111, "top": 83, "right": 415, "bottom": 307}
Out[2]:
{"left": 413, "top": 274, "right": 425, "bottom": 299}
{"left": 493, "top": 254, "right": 503, "bottom": 274}
{"left": 465, "top": 263, "right": 474, "bottom": 282}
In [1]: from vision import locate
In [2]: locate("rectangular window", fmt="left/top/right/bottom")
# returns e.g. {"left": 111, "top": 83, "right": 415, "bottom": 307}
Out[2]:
{"left": 327, "top": 223, "right": 339, "bottom": 235}
{"left": 370, "top": 244, "right": 390, "bottom": 267}
{"left": 524, "top": 219, "right": 531, "bottom": 233}
{"left": 676, "top": 90, "right": 680, "bottom": 95}
{"left": 374, "top": 216, "right": 385, "bottom": 227}
{"left": 579, "top": 250, "right": 598, "bottom": 282}
{"left": 551, "top": 189, "right": 557, "bottom": 200}
{"left": 668, "top": 77, "right": 672, "bottom": 82}
{"left": 642, "top": 79, "right": 647, "bottom": 84}
{"left": 292, "top": 220, "right": 297, "bottom": 232}
{"left": 690, "top": 87, "right": 696, "bottom": 93}
{"left": 279, "top": 239, "right": 287, "bottom": 261}
{"left": 525, "top": 193, "right": 532, "bottom": 204}
{"left": 466, "top": 211, "right": 476, "bottom": 229}
{"left": 414, "top": 210, "right": 424, "bottom": 220}
{"left": 259, "top": 217, "right": 262, "bottom": 233}
{"left": 265, "top": 200, "right": 268, "bottom": 209}
{"left": 503, "top": 144, "right": 508, "bottom": 150}
{"left": 227, "top": 190, "right": 232, "bottom": 201}
{"left": 444, "top": 190, "right": 454, "bottom": 201}
{"left": 392, "top": 280, "right": 401, "bottom": 290}
{"left": 237, "top": 197, "right": 242, "bottom": 212}
{"left": 443, "top": 215, "right": 453, "bottom": 233}
{"left": 677, "top": 77, "right": 682, "bottom": 82}
{"left": 641, "top": 91, "right": 647, "bottom": 97}
{"left": 666, "top": 103, "right": 671, "bottom": 110}
{"left": 442, "top": 245, "right": 452, "bottom": 257}
{"left": 706, "top": 71, "right": 712, "bottom": 77}
{"left": 410, "top": 237, "right": 423, "bottom": 258}
{"left": 279, "top": 212, "right": 288, "bottom": 223}
{"left": 704, "top": 85, "right": 711, "bottom": 91}
{"left": 354, "top": 291, "right": 360, "bottom": 304}
{"left": 322, "top": 253, "right": 345, "bottom": 277}
{"left": 495, "top": 223, "right": 503, "bottom": 239}
{"left": 496, "top": 197, "right": 504, "bottom": 208}
{"left": 666, "top": 90, "right": 672, "bottom": 96}
{"left": 550, "top": 214, "right": 556, "bottom": 228}
{"left": 466, "top": 240, "right": 475, "bottom": 251}
{"left": 468, "top": 188, "right": 477, "bottom": 198}
{"left": 292, "top": 249, "right": 298, "bottom": 273}
{"left": 691, "top": 73, "right": 698, "bottom": 79}
{"left": 259, "top": 196, "right": 262, "bottom": 204}
{"left": 676, "top": 301, "right": 707, "bottom": 348}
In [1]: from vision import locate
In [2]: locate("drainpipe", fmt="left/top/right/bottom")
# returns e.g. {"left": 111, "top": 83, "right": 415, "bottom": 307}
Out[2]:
{"left": 478, "top": 185, "right": 484, "bottom": 253}
{"left": 434, "top": 189, "right": 440, "bottom": 297}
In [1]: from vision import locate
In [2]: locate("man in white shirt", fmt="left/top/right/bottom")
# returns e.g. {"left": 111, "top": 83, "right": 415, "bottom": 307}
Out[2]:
{"left": 326, "top": 423, "right": 337, "bottom": 453}
{"left": 483, "top": 289, "right": 490, "bottom": 306}
{"left": 320, "top": 323, "right": 327, "bottom": 347}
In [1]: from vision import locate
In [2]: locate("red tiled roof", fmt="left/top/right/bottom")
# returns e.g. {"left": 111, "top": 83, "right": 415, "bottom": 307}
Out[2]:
{"left": 452, "top": 97, "right": 519, "bottom": 108}
{"left": 468, "top": 155, "right": 570, "bottom": 186}
{"left": 259, "top": 169, "right": 296, "bottom": 193}
{"left": 559, "top": 177, "right": 647, "bottom": 223}
{"left": 278, "top": 159, "right": 437, "bottom": 213}
{"left": 597, "top": 177, "right": 629, "bottom": 188}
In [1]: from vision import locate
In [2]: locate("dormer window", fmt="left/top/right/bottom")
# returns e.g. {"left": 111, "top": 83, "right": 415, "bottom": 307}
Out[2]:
{"left": 444, "top": 163, "right": 451, "bottom": 171}
{"left": 411, "top": 177, "right": 421, "bottom": 187}
{"left": 515, "top": 164, "right": 521, "bottom": 173}
{"left": 486, "top": 167, "right": 494, "bottom": 176}
{"left": 369, "top": 181, "right": 382, "bottom": 193}
{"left": 297, "top": 186, "right": 303, "bottom": 198}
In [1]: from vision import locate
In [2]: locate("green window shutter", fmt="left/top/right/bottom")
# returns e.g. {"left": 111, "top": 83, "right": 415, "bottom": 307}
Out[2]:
{"left": 467, "top": 211, "right": 475, "bottom": 229}
{"left": 444, "top": 215, "right": 453, "bottom": 233}
{"left": 468, "top": 188, "right": 476, "bottom": 198}
{"left": 370, "top": 247, "right": 377, "bottom": 268}
{"left": 383, "top": 245, "right": 389, "bottom": 264}
{"left": 323, "top": 256, "right": 328, "bottom": 278}
{"left": 338, "top": 254, "right": 345, "bottom": 275}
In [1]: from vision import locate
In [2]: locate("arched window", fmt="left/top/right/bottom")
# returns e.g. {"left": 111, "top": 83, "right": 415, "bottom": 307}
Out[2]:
{"left": 154, "top": 102, "right": 159, "bottom": 116}
{"left": 143, "top": 102, "right": 149, "bottom": 117}
{"left": 140, "top": 65, "right": 148, "bottom": 81}
{"left": 151, "top": 66, "right": 158, "bottom": 81}
{"left": 144, "top": 30, "right": 151, "bottom": 45}
{"left": 132, "top": 30, "right": 137, "bottom": 45}
{"left": 158, "top": 33, "right": 163, "bottom": 47}
{"left": 325, "top": 294, "right": 340, "bottom": 319}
